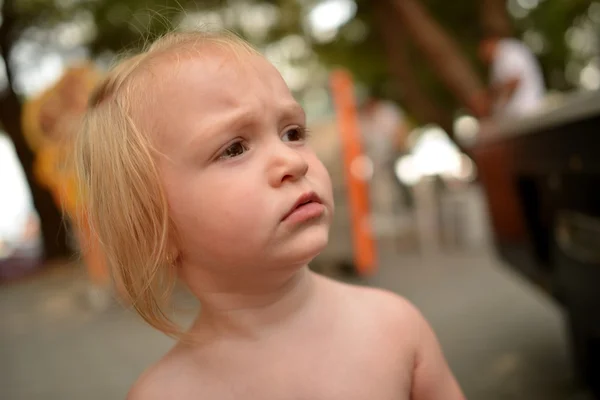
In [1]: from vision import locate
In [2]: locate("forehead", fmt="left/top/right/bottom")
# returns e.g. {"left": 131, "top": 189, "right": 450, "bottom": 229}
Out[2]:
{"left": 135, "top": 43, "right": 298, "bottom": 145}
{"left": 152, "top": 44, "right": 293, "bottom": 107}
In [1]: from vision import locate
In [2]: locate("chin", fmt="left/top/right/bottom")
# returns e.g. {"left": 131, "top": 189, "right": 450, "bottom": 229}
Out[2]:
{"left": 276, "top": 224, "right": 330, "bottom": 267}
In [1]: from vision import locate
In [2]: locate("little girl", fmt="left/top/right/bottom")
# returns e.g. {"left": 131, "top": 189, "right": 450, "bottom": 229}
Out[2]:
{"left": 74, "top": 29, "right": 464, "bottom": 400}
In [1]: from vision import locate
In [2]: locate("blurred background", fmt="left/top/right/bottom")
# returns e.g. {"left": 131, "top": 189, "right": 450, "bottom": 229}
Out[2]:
{"left": 1, "top": 0, "right": 600, "bottom": 398}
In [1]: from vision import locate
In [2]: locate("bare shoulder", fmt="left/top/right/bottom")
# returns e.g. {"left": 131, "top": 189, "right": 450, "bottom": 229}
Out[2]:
{"left": 331, "top": 281, "right": 466, "bottom": 399}
{"left": 126, "top": 348, "right": 199, "bottom": 400}
{"left": 359, "top": 285, "right": 421, "bottom": 317}
{"left": 339, "top": 280, "right": 424, "bottom": 322}
{"left": 325, "top": 277, "right": 426, "bottom": 337}
{"left": 126, "top": 359, "right": 180, "bottom": 400}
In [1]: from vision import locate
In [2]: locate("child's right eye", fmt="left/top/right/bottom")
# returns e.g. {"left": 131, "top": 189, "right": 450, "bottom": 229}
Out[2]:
{"left": 219, "top": 141, "right": 248, "bottom": 159}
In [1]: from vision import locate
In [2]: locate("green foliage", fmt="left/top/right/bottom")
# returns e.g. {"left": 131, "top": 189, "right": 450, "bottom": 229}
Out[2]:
{"left": 3, "top": 0, "right": 598, "bottom": 120}
{"left": 520, "top": 0, "right": 598, "bottom": 89}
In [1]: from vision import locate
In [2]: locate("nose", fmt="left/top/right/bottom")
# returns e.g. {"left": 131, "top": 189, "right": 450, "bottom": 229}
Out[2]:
{"left": 267, "top": 142, "right": 309, "bottom": 187}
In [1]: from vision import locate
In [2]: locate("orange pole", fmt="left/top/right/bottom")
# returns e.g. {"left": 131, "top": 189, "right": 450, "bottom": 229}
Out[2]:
{"left": 330, "top": 69, "right": 377, "bottom": 276}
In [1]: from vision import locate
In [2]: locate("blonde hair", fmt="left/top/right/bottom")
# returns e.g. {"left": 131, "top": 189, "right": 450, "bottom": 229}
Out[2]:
{"left": 73, "top": 29, "right": 258, "bottom": 336}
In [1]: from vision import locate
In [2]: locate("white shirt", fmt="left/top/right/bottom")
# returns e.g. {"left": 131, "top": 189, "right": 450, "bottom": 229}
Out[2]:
{"left": 491, "top": 39, "right": 546, "bottom": 116}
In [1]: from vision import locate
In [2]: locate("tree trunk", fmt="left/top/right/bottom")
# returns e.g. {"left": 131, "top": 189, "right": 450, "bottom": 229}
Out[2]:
{"left": 389, "top": 0, "right": 488, "bottom": 117}
{"left": 0, "top": 0, "right": 71, "bottom": 261}
{"left": 373, "top": 0, "right": 454, "bottom": 135}
{"left": 480, "top": 0, "right": 513, "bottom": 38}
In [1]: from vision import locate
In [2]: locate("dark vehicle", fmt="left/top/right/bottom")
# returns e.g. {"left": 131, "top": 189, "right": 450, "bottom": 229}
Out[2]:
{"left": 470, "top": 90, "right": 600, "bottom": 396}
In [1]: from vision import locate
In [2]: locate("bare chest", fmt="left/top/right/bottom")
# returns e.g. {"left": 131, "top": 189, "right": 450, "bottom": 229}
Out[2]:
{"left": 179, "top": 341, "right": 413, "bottom": 400}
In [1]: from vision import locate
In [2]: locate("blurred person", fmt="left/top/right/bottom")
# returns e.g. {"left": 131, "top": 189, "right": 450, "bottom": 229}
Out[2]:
{"left": 359, "top": 97, "right": 412, "bottom": 239}
{"left": 74, "top": 30, "right": 465, "bottom": 400}
{"left": 22, "top": 65, "right": 111, "bottom": 304}
{"left": 477, "top": 33, "right": 546, "bottom": 117}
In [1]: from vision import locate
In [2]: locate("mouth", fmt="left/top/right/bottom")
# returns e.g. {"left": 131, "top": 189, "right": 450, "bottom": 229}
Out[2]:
{"left": 282, "top": 191, "right": 323, "bottom": 221}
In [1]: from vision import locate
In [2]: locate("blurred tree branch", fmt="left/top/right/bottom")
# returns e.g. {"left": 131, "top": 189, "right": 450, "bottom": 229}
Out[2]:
{"left": 372, "top": 0, "right": 454, "bottom": 135}
{"left": 388, "top": 0, "right": 488, "bottom": 118}
{"left": 480, "top": 0, "right": 514, "bottom": 37}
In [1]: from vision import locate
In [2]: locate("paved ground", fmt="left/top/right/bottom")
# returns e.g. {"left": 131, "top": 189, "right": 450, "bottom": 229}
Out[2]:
{"left": 0, "top": 246, "right": 593, "bottom": 400}
{"left": 371, "top": 249, "right": 586, "bottom": 400}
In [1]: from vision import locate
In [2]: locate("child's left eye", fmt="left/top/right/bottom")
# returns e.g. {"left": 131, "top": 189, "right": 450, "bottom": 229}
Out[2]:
{"left": 218, "top": 141, "right": 248, "bottom": 159}
{"left": 282, "top": 127, "right": 308, "bottom": 142}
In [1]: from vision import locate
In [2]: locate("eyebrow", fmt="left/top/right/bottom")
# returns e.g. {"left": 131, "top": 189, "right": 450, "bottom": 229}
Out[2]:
{"left": 183, "top": 101, "right": 306, "bottom": 160}
{"left": 278, "top": 102, "right": 306, "bottom": 123}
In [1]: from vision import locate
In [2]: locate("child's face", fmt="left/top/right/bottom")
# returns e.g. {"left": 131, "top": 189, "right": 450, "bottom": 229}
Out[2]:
{"left": 144, "top": 46, "right": 333, "bottom": 276}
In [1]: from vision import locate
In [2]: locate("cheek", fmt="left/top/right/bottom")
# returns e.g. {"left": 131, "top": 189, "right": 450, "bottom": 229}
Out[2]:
{"left": 163, "top": 170, "right": 268, "bottom": 252}
{"left": 308, "top": 155, "right": 334, "bottom": 208}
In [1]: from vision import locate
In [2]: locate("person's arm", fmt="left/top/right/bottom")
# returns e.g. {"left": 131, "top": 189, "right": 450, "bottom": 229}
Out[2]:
{"left": 410, "top": 314, "right": 466, "bottom": 400}
{"left": 491, "top": 76, "right": 521, "bottom": 108}
{"left": 466, "top": 89, "right": 492, "bottom": 119}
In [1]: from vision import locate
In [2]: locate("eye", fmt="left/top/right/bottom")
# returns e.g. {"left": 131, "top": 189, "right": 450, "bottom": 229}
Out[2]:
{"left": 282, "top": 126, "right": 309, "bottom": 143}
{"left": 219, "top": 141, "right": 248, "bottom": 159}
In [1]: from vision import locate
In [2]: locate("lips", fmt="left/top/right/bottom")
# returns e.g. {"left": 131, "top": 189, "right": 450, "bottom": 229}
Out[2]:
{"left": 282, "top": 191, "right": 323, "bottom": 221}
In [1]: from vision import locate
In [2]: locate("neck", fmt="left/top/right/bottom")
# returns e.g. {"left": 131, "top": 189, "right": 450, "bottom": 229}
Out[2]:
{"left": 183, "top": 265, "right": 318, "bottom": 338}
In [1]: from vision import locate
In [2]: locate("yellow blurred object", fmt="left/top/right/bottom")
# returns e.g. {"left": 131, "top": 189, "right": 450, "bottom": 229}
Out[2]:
{"left": 22, "top": 63, "right": 111, "bottom": 288}
{"left": 22, "top": 63, "right": 103, "bottom": 218}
